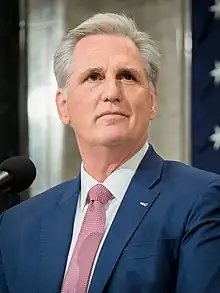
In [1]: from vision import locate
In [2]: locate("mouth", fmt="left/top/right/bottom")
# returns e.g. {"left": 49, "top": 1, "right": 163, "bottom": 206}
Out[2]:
{"left": 97, "top": 112, "right": 129, "bottom": 119}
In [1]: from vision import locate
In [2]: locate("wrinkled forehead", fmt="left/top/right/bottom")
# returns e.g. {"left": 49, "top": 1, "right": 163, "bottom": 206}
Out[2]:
{"left": 71, "top": 34, "right": 146, "bottom": 74}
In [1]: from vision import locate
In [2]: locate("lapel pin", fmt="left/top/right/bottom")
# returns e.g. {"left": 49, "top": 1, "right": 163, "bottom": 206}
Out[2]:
{"left": 139, "top": 202, "right": 148, "bottom": 207}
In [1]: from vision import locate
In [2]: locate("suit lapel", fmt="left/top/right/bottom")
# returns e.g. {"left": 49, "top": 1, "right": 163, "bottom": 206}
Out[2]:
{"left": 38, "top": 177, "right": 80, "bottom": 293}
{"left": 89, "top": 146, "right": 164, "bottom": 293}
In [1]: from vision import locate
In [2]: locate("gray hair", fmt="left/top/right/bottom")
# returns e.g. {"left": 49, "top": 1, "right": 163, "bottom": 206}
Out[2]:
{"left": 53, "top": 12, "right": 160, "bottom": 90}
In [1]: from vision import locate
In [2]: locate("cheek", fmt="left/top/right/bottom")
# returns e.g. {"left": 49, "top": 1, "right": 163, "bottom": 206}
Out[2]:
{"left": 126, "top": 88, "right": 150, "bottom": 116}
{"left": 130, "top": 97, "right": 152, "bottom": 130}
{"left": 66, "top": 89, "right": 96, "bottom": 127}
{"left": 66, "top": 99, "right": 77, "bottom": 120}
{"left": 135, "top": 104, "right": 151, "bottom": 126}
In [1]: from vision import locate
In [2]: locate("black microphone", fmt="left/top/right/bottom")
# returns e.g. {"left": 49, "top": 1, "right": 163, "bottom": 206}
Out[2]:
{"left": 0, "top": 156, "right": 36, "bottom": 193}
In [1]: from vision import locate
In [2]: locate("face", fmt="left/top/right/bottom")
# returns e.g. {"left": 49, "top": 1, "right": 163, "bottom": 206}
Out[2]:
{"left": 56, "top": 34, "right": 157, "bottom": 149}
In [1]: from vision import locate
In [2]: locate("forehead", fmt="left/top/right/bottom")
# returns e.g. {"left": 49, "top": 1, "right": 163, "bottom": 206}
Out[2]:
{"left": 71, "top": 34, "right": 145, "bottom": 71}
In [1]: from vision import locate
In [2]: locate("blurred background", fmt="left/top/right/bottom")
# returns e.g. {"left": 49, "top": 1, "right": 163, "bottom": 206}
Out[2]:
{"left": 0, "top": 0, "right": 219, "bottom": 199}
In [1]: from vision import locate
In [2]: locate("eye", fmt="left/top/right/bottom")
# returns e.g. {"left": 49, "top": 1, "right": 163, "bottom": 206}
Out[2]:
{"left": 87, "top": 72, "right": 103, "bottom": 82}
{"left": 117, "top": 70, "right": 137, "bottom": 81}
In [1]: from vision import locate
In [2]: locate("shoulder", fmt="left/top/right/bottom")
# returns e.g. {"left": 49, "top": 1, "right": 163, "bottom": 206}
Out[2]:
{"left": 163, "top": 160, "right": 220, "bottom": 184}
{"left": 161, "top": 160, "right": 220, "bottom": 201}
{"left": 144, "top": 145, "right": 220, "bottom": 189}
{"left": 153, "top": 160, "right": 220, "bottom": 232}
{"left": 0, "top": 178, "right": 77, "bottom": 229}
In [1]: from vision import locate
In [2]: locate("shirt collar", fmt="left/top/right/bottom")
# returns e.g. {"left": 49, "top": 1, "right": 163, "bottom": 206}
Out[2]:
{"left": 80, "top": 142, "right": 149, "bottom": 211}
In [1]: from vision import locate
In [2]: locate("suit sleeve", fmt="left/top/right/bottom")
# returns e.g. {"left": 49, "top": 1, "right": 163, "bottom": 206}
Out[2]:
{"left": 176, "top": 179, "right": 220, "bottom": 293}
{"left": 0, "top": 212, "right": 9, "bottom": 293}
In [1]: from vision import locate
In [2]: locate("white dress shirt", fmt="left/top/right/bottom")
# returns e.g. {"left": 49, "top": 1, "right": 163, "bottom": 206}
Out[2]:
{"left": 64, "top": 142, "right": 149, "bottom": 286}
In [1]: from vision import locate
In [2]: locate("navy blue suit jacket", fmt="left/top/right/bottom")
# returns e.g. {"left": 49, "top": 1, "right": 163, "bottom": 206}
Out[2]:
{"left": 1, "top": 146, "right": 220, "bottom": 293}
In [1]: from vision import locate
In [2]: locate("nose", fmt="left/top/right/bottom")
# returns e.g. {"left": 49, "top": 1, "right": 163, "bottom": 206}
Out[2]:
{"left": 101, "top": 78, "right": 122, "bottom": 103}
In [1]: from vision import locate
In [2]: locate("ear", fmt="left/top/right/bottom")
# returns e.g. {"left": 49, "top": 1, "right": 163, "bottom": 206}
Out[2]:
{"left": 149, "top": 87, "right": 157, "bottom": 120}
{"left": 56, "top": 89, "right": 70, "bottom": 125}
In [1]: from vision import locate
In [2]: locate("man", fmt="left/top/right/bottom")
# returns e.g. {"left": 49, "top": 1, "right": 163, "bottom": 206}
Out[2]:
{"left": 0, "top": 12, "right": 220, "bottom": 293}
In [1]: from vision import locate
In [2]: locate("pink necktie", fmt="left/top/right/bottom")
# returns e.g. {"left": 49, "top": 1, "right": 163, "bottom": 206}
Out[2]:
{"left": 61, "top": 184, "right": 112, "bottom": 293}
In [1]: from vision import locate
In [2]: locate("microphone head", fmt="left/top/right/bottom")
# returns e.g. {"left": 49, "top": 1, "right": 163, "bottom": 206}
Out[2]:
{"left": 0, "top": 156, "right": 36, "bottom": 193}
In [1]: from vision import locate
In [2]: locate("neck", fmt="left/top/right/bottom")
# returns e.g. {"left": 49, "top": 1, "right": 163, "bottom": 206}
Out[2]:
{"left": 78, "top": 137, "right": 147, "bottom": 182}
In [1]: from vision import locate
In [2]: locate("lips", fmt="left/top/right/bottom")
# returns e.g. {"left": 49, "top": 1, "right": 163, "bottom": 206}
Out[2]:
{"left": 98, "top": 111, "right": 128, "bottom": 118}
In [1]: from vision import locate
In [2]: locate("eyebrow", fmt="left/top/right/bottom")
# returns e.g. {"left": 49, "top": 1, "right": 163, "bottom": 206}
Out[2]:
{"left": 79, "top": 67, "right": 103, "bottom": 79}
{"left": 116, "top": 67, "right": 143, "bottom": 78}
{"left": 79, "top": 66, "right": 143, "bottom": 79}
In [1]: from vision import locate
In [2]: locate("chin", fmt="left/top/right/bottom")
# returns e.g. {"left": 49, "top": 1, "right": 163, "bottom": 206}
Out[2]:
{"left": 98, "top": 132, "right": 131, "bottom": 147}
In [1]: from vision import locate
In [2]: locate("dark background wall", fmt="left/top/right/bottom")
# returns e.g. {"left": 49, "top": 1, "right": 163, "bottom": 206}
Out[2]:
{"left": 0, "top": 0, "right": 29, "bottom": 209}
{"left": 0, "top": 0, "right": 19, "bottom": 162}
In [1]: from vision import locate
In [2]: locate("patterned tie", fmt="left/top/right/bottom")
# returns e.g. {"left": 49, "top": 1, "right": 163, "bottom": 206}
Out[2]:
{"left": 61, "top": 184, "right": 112, "bottom": 293}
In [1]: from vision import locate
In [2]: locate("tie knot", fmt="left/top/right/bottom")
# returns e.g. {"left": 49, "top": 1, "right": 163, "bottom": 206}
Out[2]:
{"left": 88, "top": 184, "right": 112, "bottom": 205}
